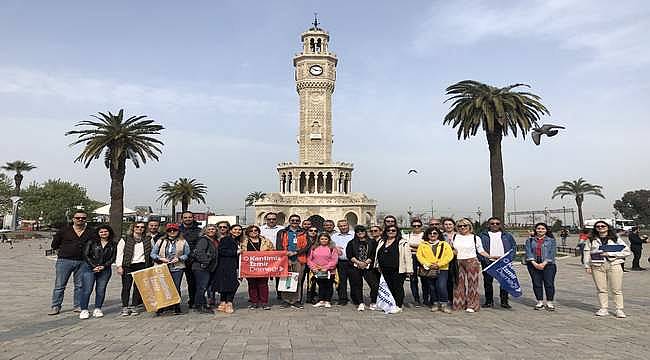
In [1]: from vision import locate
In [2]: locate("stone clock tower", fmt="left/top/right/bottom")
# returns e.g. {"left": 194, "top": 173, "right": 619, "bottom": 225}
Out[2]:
{"left": 254, "top": 19, "right": 377, "bottom": 227}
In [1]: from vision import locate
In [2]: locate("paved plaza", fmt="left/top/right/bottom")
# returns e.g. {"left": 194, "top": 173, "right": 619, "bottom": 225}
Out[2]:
{"left": 1, "top": 236, "right": 649, "bottom": 360}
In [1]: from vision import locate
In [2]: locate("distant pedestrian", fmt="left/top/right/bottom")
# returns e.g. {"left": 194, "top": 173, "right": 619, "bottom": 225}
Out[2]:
{"left": 578, "top": 229, "right": 589, "bottom": 264}
{"left": 628, "top": 227, "right": 647, "bottom": 271}
{"left": 583, "top": 220, "right": 631, "bottom": 318}
{"left": 116, "top": 221, "right": 153, "bottom": 316}
{"left": 151, "top": 223, "right": 190, "bottom": 315}
{"left": 560, "top": 228, "right": 569, "bottom": 247}
{"left": 309, "top": 233, "right": 339, "bottom": 308}
{"left": 48, "top": 210, "right": 96, "bottom": 315}
{"left": 524, "top": 223, "right": 557, "bottom": 311}
{"left": 79, "top": 225, "right": 117, "bottom": 320}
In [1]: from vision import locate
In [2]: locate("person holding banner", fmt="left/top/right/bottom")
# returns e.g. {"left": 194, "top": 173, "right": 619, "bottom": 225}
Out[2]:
{"left": 214, "top": 224, "right": 242, "bottom": 314}
{"left": 308, "top": 233, "right": 339, "bottom": 308}
{"left": 416, "top": 227, "right": 453, "bottom": 313}
{"left": 524, "top": 223, "right": 557, "bottom": 311}
{"left": 116, "top": 221, "right": 153, "bottom": 316}
{"left": 452, "top": 218, "right": 489, "bottom": 313}
{"left": 346, "top": 225, "right": 379, "bottom": 311}
{"left": 375, "top": 225, "right": 412, "bottom": 312}
{"left": 583, "top": 220, "right": 631, "bottom": 318}
{"left": 276, "top": 215, "right": 308, "bottom": 309}
{"left": 151, "top": 223, "right": 190, "bottom": 315}
{"left": 478, "top": 217, "right": 517, "bottom": 309}
{"left": 191, "top": 225, "right": 218, "bottom": 314}
{"left": 241, "top": 225, "right": 275, "bottom": 310}
{"left": 79, "top": 225, "right": 117, "bottom": 319}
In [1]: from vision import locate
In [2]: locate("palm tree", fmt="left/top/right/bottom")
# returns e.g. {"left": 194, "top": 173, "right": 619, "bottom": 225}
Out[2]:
{"left": 66, "top": 109, "right": 164, "bottom": 236}
{"left": 175, "top": 178, "right": 207, "bottom": 213}
{"left": 157, "top": 181, "right": 182, "bottom": 223}
{"left": 552, "top": 178, "right": 605, "bottom": 228}
{"left": 2, "top": 161, "right": 36, "bottom": 195}
{"left": 245, "top": 191, "right": 267, "bottom": 206}
{"left": 443, "top": 80, "right": 550, "bottom": 220}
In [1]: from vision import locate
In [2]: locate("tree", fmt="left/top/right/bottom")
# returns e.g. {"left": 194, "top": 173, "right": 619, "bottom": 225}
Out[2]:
{"left": 443, "top": 80, "right": 550, "bottom": 220}
{"left": 20, "top": 179, "right": 105, "bottom": 227}
{"left": 66, "top": 109, "right": 164, "bottom": 236}
{"left": 0, "top": 173, "right": 14, "bottom": 214}
{"left": 157, "top": 178, "right": 207, "bottom": 221}
{"left": 2, "top": 160, "right": 36, "bottom": 196}
{"left": 552, "top": 178, "right": 605, "bottom": 228}
{"left": 245, "top": 191, "right": 266, "bottom": 207}
{"left": 614, "top": 190, "right": 650, "bottom": 226}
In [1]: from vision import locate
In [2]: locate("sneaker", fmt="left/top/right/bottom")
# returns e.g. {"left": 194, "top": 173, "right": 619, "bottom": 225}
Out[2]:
{"left": 79, "top": 310, "right": 90, "bottom": 320}
{"left": 440, "top": 304, "right": 452, "bottom": 314}
{"left": 313, "top": 301, "right": 326, "bottom": 308}
{"left": 430, "top": 303, "right": 440, "bottom": 312}
{"left": 48, "top": 306, "right": 61, "bottom": 316}
{"left": 129, "top": 307, "right": 139, "bottom": 316}
{"left": 465, "top": 308, "right": 475, "bottom": 313}
{"left": 546, "top": 302, "right": 555, "bottom": 311}
{"left": 357, "top": 303, "right": 365, "bottom": 311}
{"left": 595, "top": 308, "right": 609, "bottom": 316}
{"left": 534, "top": 302, "right": 544, "bottom": 311}
{"left": 324, "top": 302, "right": 332, "bottom": 308}
{"left": 92, "top": 308, "right": 104, "bottom": 318}
{"left": 414, "top": 300, "right": 421, "bottom": 308}
{"left": 368, "top": 303, "right": 377, "bottom": 311}
{"left": 262, "top": 305, "right": 272, "bottom": 310}
{"left": 291, "top": 303, "right": 304, "bottom": 309}
{"left": 72, "top": 307, "right": 81, "bottom": 313}
{"left": 120, "top": 307, "right": 131, "bottom": 316}
{"left": 389, "top": 307, "right": 403, "bottom": 314}
{"left": 248, "top": 304, "right": 258, "bottom": 310}
{"left": 615, "top": 309, "right": 626, "bottom": 318}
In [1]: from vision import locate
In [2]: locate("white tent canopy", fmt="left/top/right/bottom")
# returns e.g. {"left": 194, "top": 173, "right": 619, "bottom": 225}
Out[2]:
{"left": 92, "top": 204, "right": 136, "bottom": 216}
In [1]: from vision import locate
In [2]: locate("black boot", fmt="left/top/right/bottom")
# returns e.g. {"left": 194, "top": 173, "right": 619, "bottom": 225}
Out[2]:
{"left": 482, "top": 299, "right": 493, "bottom": 308}
{"left": 500, "top": 296, "right": 511, "bottom": 309}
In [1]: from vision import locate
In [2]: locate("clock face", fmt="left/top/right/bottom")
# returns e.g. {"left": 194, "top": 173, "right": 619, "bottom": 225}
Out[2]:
{"left": 309, "top": 65, "right": 323, "bottom": 76}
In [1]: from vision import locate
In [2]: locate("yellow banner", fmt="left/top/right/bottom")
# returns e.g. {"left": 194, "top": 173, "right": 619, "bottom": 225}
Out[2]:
{"left": 131, "top": 264, "right": 181, "bottom": 312}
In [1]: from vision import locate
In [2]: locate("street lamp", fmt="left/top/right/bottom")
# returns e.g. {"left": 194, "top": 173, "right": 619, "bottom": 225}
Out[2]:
{"left": 476, "top": 206, "right": 482, "bottom": 224}
{"left": 509, "top": 185, "right": 520, "bottom": 226}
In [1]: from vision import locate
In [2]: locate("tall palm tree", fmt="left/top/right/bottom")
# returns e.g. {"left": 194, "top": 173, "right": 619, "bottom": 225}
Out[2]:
{"left": 245, "top": 191, "right": 267, "bottom": 206}
{"left": 2, "top": 160, "right": 36, "bottom": 195}
{"left": 175, "top": 178, "right": 207, "bottom": 213}
{"left": 157, "top": 181, "right": 182, "bottom": 223}
{"left": 443, "top": 80, "right": 550, "bottom": 220}
{"left": 66, "top": 109, "right": 164, "bottom": 236}
{"left": 552, "top": 178, "right": 605, "bottom": 228}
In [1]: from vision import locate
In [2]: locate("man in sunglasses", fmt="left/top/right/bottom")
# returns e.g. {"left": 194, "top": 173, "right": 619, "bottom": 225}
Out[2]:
{"left": 48, "top": 210, "right": 97, "bottom": 315}
{"left": 477, "top": 216, "right": 517, "bottom": 309}
{"left": 261, "top": 213, "right": 283, "bottom": 245}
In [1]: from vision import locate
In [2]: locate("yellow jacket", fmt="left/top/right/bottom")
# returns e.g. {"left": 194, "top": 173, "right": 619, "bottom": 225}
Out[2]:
{"left": 416, "top": 240, "right": 454, "bottom": 270}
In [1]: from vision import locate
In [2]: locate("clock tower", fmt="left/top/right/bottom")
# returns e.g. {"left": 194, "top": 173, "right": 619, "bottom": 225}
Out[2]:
{"left": 254, "top": 18, "right": 377, "bottom": 227}
{"left": 293, "top": 21, "right": 337, "bottom": 164}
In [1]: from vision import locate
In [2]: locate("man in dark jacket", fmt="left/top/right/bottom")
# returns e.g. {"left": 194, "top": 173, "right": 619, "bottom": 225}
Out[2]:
{"left": 48, "top": 210, "right": 96, "bottom": 315}
{"left": 629, "top": 227, "right": 647, "bottom": 270}
{"left": 180, "top": 211, "right": 202, "bottom": 308}
{"left": 478, "top": 217, "right": 517, "bottom": 309}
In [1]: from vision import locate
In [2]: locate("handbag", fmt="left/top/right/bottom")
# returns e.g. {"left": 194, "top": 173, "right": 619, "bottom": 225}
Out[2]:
{"left": 314, "top": 270, "right": 331, "bottom": 279}
{"left": 418, "top": 242, "right": 444, "bottom": 278}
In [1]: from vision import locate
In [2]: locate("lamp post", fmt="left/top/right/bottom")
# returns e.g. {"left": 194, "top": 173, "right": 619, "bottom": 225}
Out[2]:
{"left": 509, "top": 185, "right": 520, "bottom": 226}
{"left": 476, "top": 206, "right": 482, "bottom": 225}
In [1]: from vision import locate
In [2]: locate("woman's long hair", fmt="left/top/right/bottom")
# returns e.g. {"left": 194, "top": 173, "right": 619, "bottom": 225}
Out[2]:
{"left": 589, "top": 220, "right": 618, "bottom": 243}
{"left": 312, "top": 232, "right": 336, "bottom": 250}
{"left": 96, "top": 224, "right": 115, "bottom": 242}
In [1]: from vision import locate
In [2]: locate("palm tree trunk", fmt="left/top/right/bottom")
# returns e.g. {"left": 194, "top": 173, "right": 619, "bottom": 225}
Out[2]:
{"left": 576, "top": 197, "right": 584, "bottom": 228}
{"left": 109, "top": 161, "right": 126, "bottom": 237}
{"left": 171, "top": 203, "right": 176, "bottom": 223}
{"left": 486, "top": 131, "right": 506, "bottom": 221}
{"left": 181, "top": 199, "right": 189, "bottom": 213}
{"left": 13, "top": 173, "right": 23, "bottom": 196}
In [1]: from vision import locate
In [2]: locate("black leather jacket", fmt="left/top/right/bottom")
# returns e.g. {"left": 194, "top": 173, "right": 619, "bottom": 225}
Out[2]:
{"left": 83, "top": 239, "right": 117, "bottom": 268}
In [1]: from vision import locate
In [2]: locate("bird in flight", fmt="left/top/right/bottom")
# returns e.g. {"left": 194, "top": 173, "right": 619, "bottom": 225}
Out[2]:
{"left": 408, "top": 169, "right": 418, "bottom": 175}
{"left": 532, "top": 124, "right": 565, "bottom": 145}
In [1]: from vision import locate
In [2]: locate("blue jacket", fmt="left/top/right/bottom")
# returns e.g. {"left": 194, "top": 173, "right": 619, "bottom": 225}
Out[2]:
{"left": 524, "top": 236, "right": 556, "bottom": 263}
{"left": 478, "top": 231, "right": 517, "bottom": 262}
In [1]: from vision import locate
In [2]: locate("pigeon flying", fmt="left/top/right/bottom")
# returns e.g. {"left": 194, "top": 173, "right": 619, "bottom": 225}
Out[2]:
{"left": 532, "top": 124, "right": 565, "bottom": 145}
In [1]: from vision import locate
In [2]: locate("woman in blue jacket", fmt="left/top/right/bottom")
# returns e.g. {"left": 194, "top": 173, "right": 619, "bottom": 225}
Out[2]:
{"left": 524, "top": 222, "right": 557, "bottom": 311}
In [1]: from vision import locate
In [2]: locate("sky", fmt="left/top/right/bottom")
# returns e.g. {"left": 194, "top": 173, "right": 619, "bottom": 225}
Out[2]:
{"left": 1, "top": 0, "right": 649, "bottom": 224}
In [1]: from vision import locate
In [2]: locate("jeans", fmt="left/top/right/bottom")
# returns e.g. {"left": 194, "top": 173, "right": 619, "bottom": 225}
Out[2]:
{"left": 170, "top": 270, "right": 184, "bottom": 297}
{"left": 409, "top": 254, "right": 430, "bottom": 303}
{"left": 193, "top": 269, "right": 211, "bottom": 307}
{"left": 51, "top": 258, "right": 84, "bottom": 308}
{"left": 80, "top": 263, "right": 112, "bottom": 310}
{"left": 120, "top": 262, "right": 147, "bottom": 307}
{"left": 428, "top": 270, "right": 449, "bottom": 305}
{"left": 526, "top": 262, "right": 556, "bottom": 301}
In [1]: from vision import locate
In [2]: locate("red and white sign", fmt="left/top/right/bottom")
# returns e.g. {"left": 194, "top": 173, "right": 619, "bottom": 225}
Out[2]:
{"left": 239, "top": 251, "right": 289, "bottom": 278}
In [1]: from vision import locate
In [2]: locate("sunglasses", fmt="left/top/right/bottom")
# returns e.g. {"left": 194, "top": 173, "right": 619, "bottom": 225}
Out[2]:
{"left": 595, "top": 225, "right": 608, "bottom": 228}
{"left": 489, "top": 222, "right": 501, "bottom": 226}
{"left": 166, "top": 229, "right": 178, "bottom": 232}
{"left": 267, "top": 218, "right": 277, "bottom": 221}
{"left": 134, "top": 226, "right": 145, "bottom": 228}
{"left": 249, "top": 229, "right": 260, "bottom": 232}
{"left": 387, "top": 229, "right": 397, "bottom": 233}
{"left": 308, "top": 229, "right": 318, "bottom": 232}
{"left": 458, "top": 224, "right": 470, "bottom": 228}
{"left": 412, "top": 224, "right": 422, "bottom": 228}
{"left": 74, "top": 217, "right": 87, "bottom": 220}
{"left": 370, "top": 229, "right": 381, "bottom": 232}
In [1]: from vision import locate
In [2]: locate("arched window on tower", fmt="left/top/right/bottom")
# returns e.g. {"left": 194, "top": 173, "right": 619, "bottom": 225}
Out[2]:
{"left": 316, "top": 38, "right": 322, "bottom": 53}
{"left": 338, "top": 172, "right": 344, "bottom": 193}
{"left": 344, "top": 173, "right": 350, "bottom": 194}
{"left": 299, "top": 172, "right": 306, "bottom": 193}
{"left": 325, "top": 172, "right": 333, "bottom": 193}
{"left": 317, "top": 172, "right": 324, "bottom": 193}
{"left": 308, "top": 172, "right": 316, "bottom": 193}
{"left": 287, "top": 172, "right": 293, "bottom": 193}
{"left": 309, "top": 38, "right": 315, "bottom": 53}
{"left": 281, "top": 173, "right": 286, "bottom": 193}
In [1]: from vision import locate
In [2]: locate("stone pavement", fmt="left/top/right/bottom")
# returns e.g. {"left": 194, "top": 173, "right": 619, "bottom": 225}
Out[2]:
{"left": 1, "top": 237, "right": 649, "bottom": 360}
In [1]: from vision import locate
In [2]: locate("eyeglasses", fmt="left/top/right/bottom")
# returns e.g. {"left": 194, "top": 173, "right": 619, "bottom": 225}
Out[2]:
{"left": 489, "top": 222, "right": 501, "bottom": 226}
{"left": 308, "top": 229, "right": 318, "bottom": 232}
{"left": 387, "top": 229, "right": 397, "bottom": 233}
{"left": 458, "top": 224, "right": 469, "bottom": 228}
{"left": 370, "top": 229, "right": 381, "bottom": 232}
{"left": 595, "top": 225, "right": 608, "bottom": 229}
{"left": 74, "top": 217, "right": 87, "bottom": 220}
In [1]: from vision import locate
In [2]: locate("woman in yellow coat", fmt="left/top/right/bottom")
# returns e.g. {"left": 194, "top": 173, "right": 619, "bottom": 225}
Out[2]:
{"left": 416, "top": 227, "right": 454, "bottom": 313}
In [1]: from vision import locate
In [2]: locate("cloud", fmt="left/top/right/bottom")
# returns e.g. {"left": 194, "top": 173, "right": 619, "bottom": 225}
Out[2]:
{"left": 0, "top": 66, "right": 275, "bottom": 116}
{"left": 413, "top": 0, "right": 650, "bottom": 70}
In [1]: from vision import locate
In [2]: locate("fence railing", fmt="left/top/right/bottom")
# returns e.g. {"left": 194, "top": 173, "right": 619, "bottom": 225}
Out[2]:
{"left": 515, "top": 244, "right": 580, "bottom": 256}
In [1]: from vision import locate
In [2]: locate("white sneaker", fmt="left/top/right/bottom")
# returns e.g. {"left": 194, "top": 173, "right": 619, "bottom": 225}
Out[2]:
{"left": 465, "top": 308, "right": 475, "bottom": 313}
{"left": 79, "top": 310, "right": 90, "bottom": 319}
{"left": 595, "top": 308, "right": 609, "bottom": 316}
{"left": 357, "top": 304, "right": 365, "bottom": 311}
{"left": 534, "top": 302, "right": 544, "bottom": 310}
{"left": 389, "top": 307, "right": 403, "bottom": 314}
{"left": 324, "top": 302, "right": 332, "bottom": 308}
{"left": 312, "top": 301, "right": 325, "bottom": 308}
{"left": 92, "top": 308, "right": 104, "bottom": 318}
{"left": 546, "top": 302, "right": 555, "bottom": 311}
{"left": 368, "top": 303, "right": 377, "bottom": 311}
{"left": 615, "top": 309, "right": 626, "bottom": 318}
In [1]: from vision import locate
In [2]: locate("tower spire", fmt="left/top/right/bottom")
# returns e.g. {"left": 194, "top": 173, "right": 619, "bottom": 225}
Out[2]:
{"left": 312, "top": 12, "right": 320, "bottom": 30}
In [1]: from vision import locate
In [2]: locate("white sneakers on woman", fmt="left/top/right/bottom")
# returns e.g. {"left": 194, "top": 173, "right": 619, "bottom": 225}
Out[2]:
{"left": 312, "top": 301, "right": 332, "bottom": 308}
{"left": 79, "top": 310, "right": 90, "bottom": 319}
{"left": 595, "top": 308, "right": 609, "bottom": 316}
{"left": 93, "top": 308, "right": 104, "bottom": 318}
{"left": 357, "top": 304, "right": 365, "bottom": 311}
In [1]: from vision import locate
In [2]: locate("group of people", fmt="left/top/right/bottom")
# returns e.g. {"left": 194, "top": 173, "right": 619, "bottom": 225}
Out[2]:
{"left": 47, "top": 209, "right": 635, "bottom": 319}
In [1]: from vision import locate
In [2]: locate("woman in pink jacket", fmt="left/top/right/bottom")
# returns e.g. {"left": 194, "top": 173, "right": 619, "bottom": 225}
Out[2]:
{"left": 308, "top": 233, "right": 339, "bottom": 308}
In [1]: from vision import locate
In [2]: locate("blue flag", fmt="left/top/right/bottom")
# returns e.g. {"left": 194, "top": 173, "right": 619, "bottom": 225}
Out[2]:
{"left": 483, "top": 249, "right": 522, "bottom": 298}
